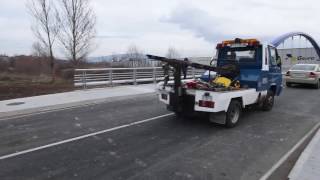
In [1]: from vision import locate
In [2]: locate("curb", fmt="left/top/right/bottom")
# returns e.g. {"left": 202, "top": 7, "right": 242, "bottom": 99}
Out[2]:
{"left": 288, "top": 128, "right": 320, "bottom": 179}
{"left": 259, "top": 122, "right": 320, "bottom": 180}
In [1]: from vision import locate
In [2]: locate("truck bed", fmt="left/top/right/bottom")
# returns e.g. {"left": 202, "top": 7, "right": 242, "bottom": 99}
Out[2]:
{"left": 194, "top": 88, "right": 264, "bottom": 113}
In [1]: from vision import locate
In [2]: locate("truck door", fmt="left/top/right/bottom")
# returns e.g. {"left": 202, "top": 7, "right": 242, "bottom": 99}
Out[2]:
{"left": 268, "top": 46, "right": 282, "bottom": 95}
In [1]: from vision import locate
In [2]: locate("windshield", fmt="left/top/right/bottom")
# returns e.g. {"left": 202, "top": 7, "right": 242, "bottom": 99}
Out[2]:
{"left": 291, "top": 64, "right": 317, "bottom": 71}
{"left": 218, "top": 47, "right": 258, "bottom": 62}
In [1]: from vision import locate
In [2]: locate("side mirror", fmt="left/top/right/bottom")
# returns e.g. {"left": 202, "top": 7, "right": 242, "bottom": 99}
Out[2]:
{"left": 277, "top": 61, "right": 282, "bottom": 67}
{"left": 210, "top": 58, "right": 217, "bottom": 67}
{"left": 277, "top": 56, "right": 282, "bottom": 67}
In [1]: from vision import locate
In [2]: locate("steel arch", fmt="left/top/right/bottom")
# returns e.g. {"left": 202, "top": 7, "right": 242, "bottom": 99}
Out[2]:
{"left": 270, "top": 32, "right": 320, "bottom": 59}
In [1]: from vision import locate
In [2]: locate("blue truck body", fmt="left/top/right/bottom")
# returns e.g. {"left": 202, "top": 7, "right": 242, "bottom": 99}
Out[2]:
{"left": 215, "top": 42, "right": 283, "bottom": 96}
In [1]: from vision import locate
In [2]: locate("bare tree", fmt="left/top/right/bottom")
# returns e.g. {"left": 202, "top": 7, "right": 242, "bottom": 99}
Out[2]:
{"left": 32, "top": 42, "right": 47, "bottom": 57}
{"left": 166, "top": 47, "right": 180, "bottom": 59}
{"left": 126, "top": 45, "right": 148, "bottom": 67}
{"left": 57, "top": 0, "right": 96, "bottom": 66}
{"left": 27, "top": 0, "right": 59, "bottom": 82}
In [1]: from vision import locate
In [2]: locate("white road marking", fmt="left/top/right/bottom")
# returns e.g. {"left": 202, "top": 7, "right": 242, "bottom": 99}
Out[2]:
{"left": 0, "top": 113, "right": 174, "bottom": 160}
{"left": 259, "top": 122, "right": 320, "bottom": 180}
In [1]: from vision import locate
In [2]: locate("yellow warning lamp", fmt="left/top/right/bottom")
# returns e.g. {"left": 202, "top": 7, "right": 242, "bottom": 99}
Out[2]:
{"left": 218, "top": 38, "right": 260, "bottom": 48}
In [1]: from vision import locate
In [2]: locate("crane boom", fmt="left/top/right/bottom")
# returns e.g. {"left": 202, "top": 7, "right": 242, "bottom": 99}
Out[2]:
{"left": 146, "top": 54, "right": 217, "bottom": 72}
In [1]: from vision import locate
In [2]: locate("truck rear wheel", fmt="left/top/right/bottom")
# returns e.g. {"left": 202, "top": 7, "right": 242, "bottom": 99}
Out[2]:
{"left": 261, "top": 91, "right": 274, "bottom": 111}
{"left": 174, "top": 111, "right": 186, "bottom": 118}
{"left": 225, "top": 100, "right": 242, "bottom": 128}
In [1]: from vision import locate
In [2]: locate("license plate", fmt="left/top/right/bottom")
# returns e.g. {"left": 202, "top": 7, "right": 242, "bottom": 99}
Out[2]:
{"left": 293, "top": 73, "right": 305, "bottom": 78}
{"left": 294, "top": 75, "right": 305, "bottom": 78}
{"left": 202, "top": 92, "right": 213, "bottom": 101}
{"left": 161, "top": 94, "right": 168, "bottom": 100}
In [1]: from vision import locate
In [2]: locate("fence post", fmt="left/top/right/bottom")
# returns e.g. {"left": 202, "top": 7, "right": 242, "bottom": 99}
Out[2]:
{"left": 192, "top": 68, "right": 196, "bottom": 79}
{"left": 153, "top": 68, "right": 157, "bottom": 84}
{"left": 82, "top": 71, "right": 87, "bottom": 89}
{"left": 133, "top": 68, "right": 137, "bottom": 85}
{"left": 109, "top": 69, "right": 113, "bottom": 86}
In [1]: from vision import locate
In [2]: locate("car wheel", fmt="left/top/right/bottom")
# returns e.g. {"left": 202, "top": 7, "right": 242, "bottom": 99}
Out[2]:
{"left": 261, "top": 91, "right": 275, "bottom": 111}
{"left": 225, "top": 100, "right": 242, "bottom": 128}
{"left": 315, "top": 81, "right": 320, "bottom": 89}
{"left": 286, "top": 82, "right": 292, "bottom": 87}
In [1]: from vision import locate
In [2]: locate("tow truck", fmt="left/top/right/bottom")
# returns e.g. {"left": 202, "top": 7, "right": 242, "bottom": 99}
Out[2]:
{"left": 147, "top": 38, "right": 283, "bottom": 128}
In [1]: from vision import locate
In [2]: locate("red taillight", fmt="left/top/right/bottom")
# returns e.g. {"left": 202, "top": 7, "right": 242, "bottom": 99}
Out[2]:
{"left": 285, "top": 71, "right": 290, "bottom": 76}
{"left": 199, "top": 100, "right": 215, "bottom": 108}
{"left": 309, "top": 72, "right": 317, "bottom": 78}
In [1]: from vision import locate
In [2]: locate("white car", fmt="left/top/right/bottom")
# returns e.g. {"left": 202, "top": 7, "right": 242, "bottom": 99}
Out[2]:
{"left": 285, "top": 64, "right": 320, "bottom": 89}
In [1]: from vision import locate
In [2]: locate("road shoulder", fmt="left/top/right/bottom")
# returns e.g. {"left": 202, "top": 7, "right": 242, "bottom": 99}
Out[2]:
{"left": 0, "top": 84, "right": 156, "bottom": 119}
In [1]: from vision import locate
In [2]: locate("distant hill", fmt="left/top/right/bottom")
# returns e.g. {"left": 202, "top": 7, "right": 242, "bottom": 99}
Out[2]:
{"left": 88, "top": 54, "right": 130, "bottom": 62}
{"left": 88, "top": 55, "right": 112, "bottom": 62}
{"left": 88, "top": 54, "right": 212, "bottom": 65}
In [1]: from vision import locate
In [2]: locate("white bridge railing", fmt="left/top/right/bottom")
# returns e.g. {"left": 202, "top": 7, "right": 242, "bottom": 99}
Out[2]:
{"left": 74, "top": 67, "right": 205, "bottom": 88}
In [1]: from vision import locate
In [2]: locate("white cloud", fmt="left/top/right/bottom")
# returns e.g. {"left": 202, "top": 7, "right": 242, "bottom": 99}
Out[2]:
{"left": 0, "top": 0, "right": 320, "bottom": 57}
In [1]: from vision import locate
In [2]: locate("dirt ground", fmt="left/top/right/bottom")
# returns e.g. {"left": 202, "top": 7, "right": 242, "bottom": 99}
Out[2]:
{"left": 0, "top": 83, "right": 75, "bottom": 101}
{"left": 0, "top": 73, "right": 75, "bottom": 101}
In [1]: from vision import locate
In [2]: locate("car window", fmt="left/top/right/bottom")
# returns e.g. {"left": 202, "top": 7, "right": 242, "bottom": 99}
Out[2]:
{"left": 291, "top": 64, "right": 317, "bottom": 71}
{"left": 269, "top": 47, "right": 277, "bottom": 66}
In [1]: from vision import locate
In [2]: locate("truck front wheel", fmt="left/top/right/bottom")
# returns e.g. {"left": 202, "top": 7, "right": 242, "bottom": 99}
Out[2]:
{"left": 261, "top": 91, "right": 274, "bottom": 111}
{"left": 225, "top": 100, "right": 242, "bottom": 128}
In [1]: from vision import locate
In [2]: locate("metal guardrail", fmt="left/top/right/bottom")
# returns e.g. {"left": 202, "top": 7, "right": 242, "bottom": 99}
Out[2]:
{"left": 74, "top": 67, "right": 205, "bottom": 88}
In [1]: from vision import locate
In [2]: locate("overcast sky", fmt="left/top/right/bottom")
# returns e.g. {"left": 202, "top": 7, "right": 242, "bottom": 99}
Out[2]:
{"left": 0, "top": 0, "right": 319, "bottom": 57}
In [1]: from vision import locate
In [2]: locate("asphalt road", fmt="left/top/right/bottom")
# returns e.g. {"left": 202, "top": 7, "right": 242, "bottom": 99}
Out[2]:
{"left": 0, "top": 86, "right": 319, "bottom": 180}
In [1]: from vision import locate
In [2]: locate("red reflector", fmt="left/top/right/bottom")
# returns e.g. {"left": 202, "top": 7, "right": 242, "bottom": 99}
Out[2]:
{"left": 309, "top": 72, "right": 316, "bottom": 78}
{"left": 161, "top": 94, "right": 168, "bottom": 100}
{"left": 199, "top": 100, "right": 215, "bottom": 108}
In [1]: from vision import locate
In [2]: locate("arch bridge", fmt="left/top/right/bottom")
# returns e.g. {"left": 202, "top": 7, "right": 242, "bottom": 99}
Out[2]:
{"left": 271, "top": 32, "right": 320, "bottom": 59}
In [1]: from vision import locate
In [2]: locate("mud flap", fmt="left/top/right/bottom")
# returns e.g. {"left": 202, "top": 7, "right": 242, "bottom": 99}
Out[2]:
{"left": 209, "top": 112, "right": 226, "bottom": 125}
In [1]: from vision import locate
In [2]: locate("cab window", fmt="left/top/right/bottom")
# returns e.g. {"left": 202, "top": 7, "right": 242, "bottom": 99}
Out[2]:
{"left": 218, "top": 47, "right": 258, "bottom": 63}
{"left": 269, "top": 47, "right": 277, "bottom": 66}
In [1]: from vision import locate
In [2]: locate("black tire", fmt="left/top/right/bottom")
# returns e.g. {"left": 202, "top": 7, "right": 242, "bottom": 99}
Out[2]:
{"left": 174, "top": 111, "right": 185, "bottom": 118}
{"left": 314, "top": 81, "right": 320, "bottom": 89}
{"left": 225, "top": 100, "right": 242, "bottom": 128}
{"left": 261, "top": 91, "right": 275, "bottom": 111}
{"left": 174, "top": 110, "right": 193, "bottom": 119}
{"left": 286, "top": 82, "right": 292, "bottom": 87}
